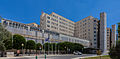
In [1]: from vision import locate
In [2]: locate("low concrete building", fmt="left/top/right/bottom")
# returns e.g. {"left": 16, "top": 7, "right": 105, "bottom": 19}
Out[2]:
{"left": 1, "top": 19, "right": 90, "bottom": 47}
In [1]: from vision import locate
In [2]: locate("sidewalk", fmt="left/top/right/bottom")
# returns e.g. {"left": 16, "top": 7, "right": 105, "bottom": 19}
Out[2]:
{"left": 72, "top": 54, "right": 108, "bottom": 59}
{"left": 72, "top": 55, "right": 98, "bottom": 59}
{"left": 0, "top": 54, "right": 74, "bottom": 59}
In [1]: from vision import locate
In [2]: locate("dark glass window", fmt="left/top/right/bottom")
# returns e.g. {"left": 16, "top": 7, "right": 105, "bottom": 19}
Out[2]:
{"left": 94, "top": 27, "right": 96, "bottom": 29}
{"left": 88, "top": 29, "right": 90, "bottom": 31}
{"left": 94, "top": 31, "right": 96, "bottom": 33}
{"left": 94, "top": 35, "right": 96, "bottom": 37}
{"left": 47, "top": 16, "right": 50, "bottom": 19}
{"left": 47, "top": 25, "right": 50, "bottom": 27}
{"left": 47, "top": 20, "right": 50, "bottom": 23}
{"left": 94, "top": 20, "right": 96, "bottom": 22}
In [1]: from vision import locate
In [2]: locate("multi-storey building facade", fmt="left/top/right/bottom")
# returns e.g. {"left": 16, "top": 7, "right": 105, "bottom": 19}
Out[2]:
{"left": 111, "top": 24, "right": 116, "bottom": 47}
{"left": 1, "top": 11, "right": 117, "bottom": 54}
{"left": 40, "top": 12, "right": 75, "bottom": 36}
{"left": 100, "top": 12, "right": 107, "bottom": 53}
{"left": 40, "top": 12, "right": 114, "bottom": 53}
{"left": 1, "top": 19, "right": 90, "bottom": 47}
{"left": 75, "top": 16, "right": 99, "bottom": 48}
{"left": 106, "top": 28, "right": 111, "bottom": 50}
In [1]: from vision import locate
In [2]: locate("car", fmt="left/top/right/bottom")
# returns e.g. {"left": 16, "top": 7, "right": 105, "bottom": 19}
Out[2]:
{"left": 73, "top": 51, "right": 82, "bottom": 55}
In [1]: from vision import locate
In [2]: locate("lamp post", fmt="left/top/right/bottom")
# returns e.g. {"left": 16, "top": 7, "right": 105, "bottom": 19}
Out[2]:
{"left": 39, "top": 46, "right": 41, "bottom": 54}
{"left": 35, "top": 31, "right": 38, "bottom": 59}
{"left": 65, "top": 46, "right": 66, "bottom": 54}
{"left": 21, "top": 43, "right": 24, "bottom": 56}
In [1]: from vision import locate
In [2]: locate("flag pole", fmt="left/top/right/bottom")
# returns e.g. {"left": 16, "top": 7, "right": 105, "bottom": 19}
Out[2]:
{"left": 55, "top": 41, "right": 56, "bottom": 54}
{"left": 42, "top": 30, "right": 45, "bottom": 55}
{"left": 47, "top": 41, "right": 49, "bottom": 55}
{"left": 52, "top": 42, "right": 53, "bottom": 54}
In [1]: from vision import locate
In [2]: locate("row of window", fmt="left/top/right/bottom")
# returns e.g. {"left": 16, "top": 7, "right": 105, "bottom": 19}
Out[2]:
{"left": 59, "top": 21, "right": 74, "bottom": 28}
{"left": 47, "top": 24, "right": 58, "bottom": 30}
{"left": 60, "top": 28, "right": 74, "bottom": 34}
{"left": 3, "top": 21, "right": 43, "bottom": 32}
{"left": 48, "top": 15, "right": 74, "bottom": 25}
{"left": 51, "top": 26, "right": 58, "bottom": 29}
{"left": 47, "top": 16, "right": 58, "bottom": 22}
{"left": 59, "top": 25, "right": 67, "bottom": 29}
{"left": 51, "top": 22, "right": 58, "bottom": 26}
{"left": 77, "top": 18, "right": 91, "bottom": 25}
{"left": 61, "top": 37, "right": 88, "bottom": 44}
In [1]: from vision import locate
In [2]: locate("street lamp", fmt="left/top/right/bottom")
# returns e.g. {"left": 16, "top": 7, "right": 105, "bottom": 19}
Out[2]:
{"left": 21, "top": 43, "right": 24, "bottom": 56}
{"left": 39, "top": 46, "right": 42, "bottom": 54}
{"left": 64, "top": 46, "right": 66, "bottom": 54}
{"left": 68, "top": 49, "right": 70, "bottom": 54}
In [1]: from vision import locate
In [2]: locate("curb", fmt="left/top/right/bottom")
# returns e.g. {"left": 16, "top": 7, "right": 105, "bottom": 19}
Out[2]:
{"left": 72, "top": 55, "right": 98, "bottom": 59}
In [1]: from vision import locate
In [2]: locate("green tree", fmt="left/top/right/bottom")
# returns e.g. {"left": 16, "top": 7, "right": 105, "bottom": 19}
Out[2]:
{"left": 3, "top": 39, "right": 12, "bottom": 50}
{"left": 36, "top": 43, "right": 42, "bottom": 50}
{"left": 0, "top": 41, "right": 6, "bottom": 51}
{"left": 57, "top": 42, "right": 84, "bottom": 53}
{"left": 109, "top": 23, "right": 120, "bottom": 59}
{"left": 51, "top": 43, "right": 57, "bottom": 51}
{"left": 43, "top": 43, "right": 51, "bottom": 51}
{"left": 118, "top": 23, "right": 120, "bottom": 38}
{"left": 26, "top": 40, "right": 36, "bottom": 55}
{"left": 0, "top": 23, "right": 12, "bottom": 57}
{"left": 109, "top": 40, "right": 120, "bottom": 59}
{"left": 0, "top": 24, "right": 12, "bottom": 42}
{"left": 13, "top": 34, "right": 26, "bottom": 49}
{"left": 71, "top": 43, "right": 84, "bottom": 52}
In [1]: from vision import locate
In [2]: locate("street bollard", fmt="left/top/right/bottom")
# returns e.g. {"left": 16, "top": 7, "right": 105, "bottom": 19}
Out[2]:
{"left": 45, "top": 54, "right": 46, "bottom": 59}
{"left": 36, "top": 54, "right": 38, "bottom": 59}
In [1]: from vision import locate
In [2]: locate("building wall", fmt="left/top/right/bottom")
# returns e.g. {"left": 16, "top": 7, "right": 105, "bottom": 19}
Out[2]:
{"left": 40, "top": 12, "right": 75, "bottom": 36}
{"left": 106, "top": 28, "right": 111, "bottom": 50}
{"left": 100, "top": 12, "right": 107, "bottom": 52}
{"left": 75, "top": 16, "right": 98, "bottom": 48}
{"left": 59, "top": 34, "right": 90, "bottom": 47}
{"left": 1, "top": 19, "right": 89, "bottom": 47}
{"left": 111, "top": 24, "right": 116, "bottom": 47}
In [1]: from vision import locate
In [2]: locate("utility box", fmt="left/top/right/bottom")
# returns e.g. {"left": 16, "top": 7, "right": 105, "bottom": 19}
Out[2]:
{"left": 7, "top": 52, "right": 14, "bottom": 57}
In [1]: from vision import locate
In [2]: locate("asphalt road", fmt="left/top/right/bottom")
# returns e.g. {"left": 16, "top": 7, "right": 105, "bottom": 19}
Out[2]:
{"left": 7, "top": 54, "right": 96, "bottom": 59}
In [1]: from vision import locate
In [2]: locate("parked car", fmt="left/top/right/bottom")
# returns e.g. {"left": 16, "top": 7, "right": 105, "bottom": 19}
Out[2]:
{"left": 73, "top": 51, "right": 82, "bottom": 55}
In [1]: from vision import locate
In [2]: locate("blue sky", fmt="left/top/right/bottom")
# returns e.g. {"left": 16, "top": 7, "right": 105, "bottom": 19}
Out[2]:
{"left": 0, "top": 0, "right": 120, "bottom": 28}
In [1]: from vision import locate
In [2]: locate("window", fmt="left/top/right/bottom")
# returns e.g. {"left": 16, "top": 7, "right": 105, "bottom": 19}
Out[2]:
{"left": 83, "top": 24, "right": 84, "bottom": 26}
{"left": 94, "top": 27, "right": 96, "bottom": 29}
{"left": 94, "top": 20, "right": 96, "bottom": 22}
{"left": 53, "top": 15, "right": 58, "bottom": 18}
{"left": 80, "top": 22, "right": 81, "bottom": 24}
{"left": 94, "top": 39, "right": 96, "bottom": 41}
{"left": 59, "top": 17, "right": 62, "bottom": 20}
{"left": 47, "top": 25, "right": 50, "bottom": 27}
{"left": 94, "top": 24, "right": 96, "bottom": 26}
{"left": 88, "top": 29, "right": 90, "bottom": 31}
{"left": 51, "top": 18, "right": 58, "bottom": 22}
{"left": 47, "top": 16, "right": 50, "bottom": 19}
{"left": 47, "top": 20, "right": 50, "bottom": 23}
{"left": 94, "top": 35, "right": 96, "bottom": 37}
{"left": 88, "top": 25, "right": 90, "bottom": 27}
{"left": 94, "top": 31, "right": 96, "bottom": 33}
